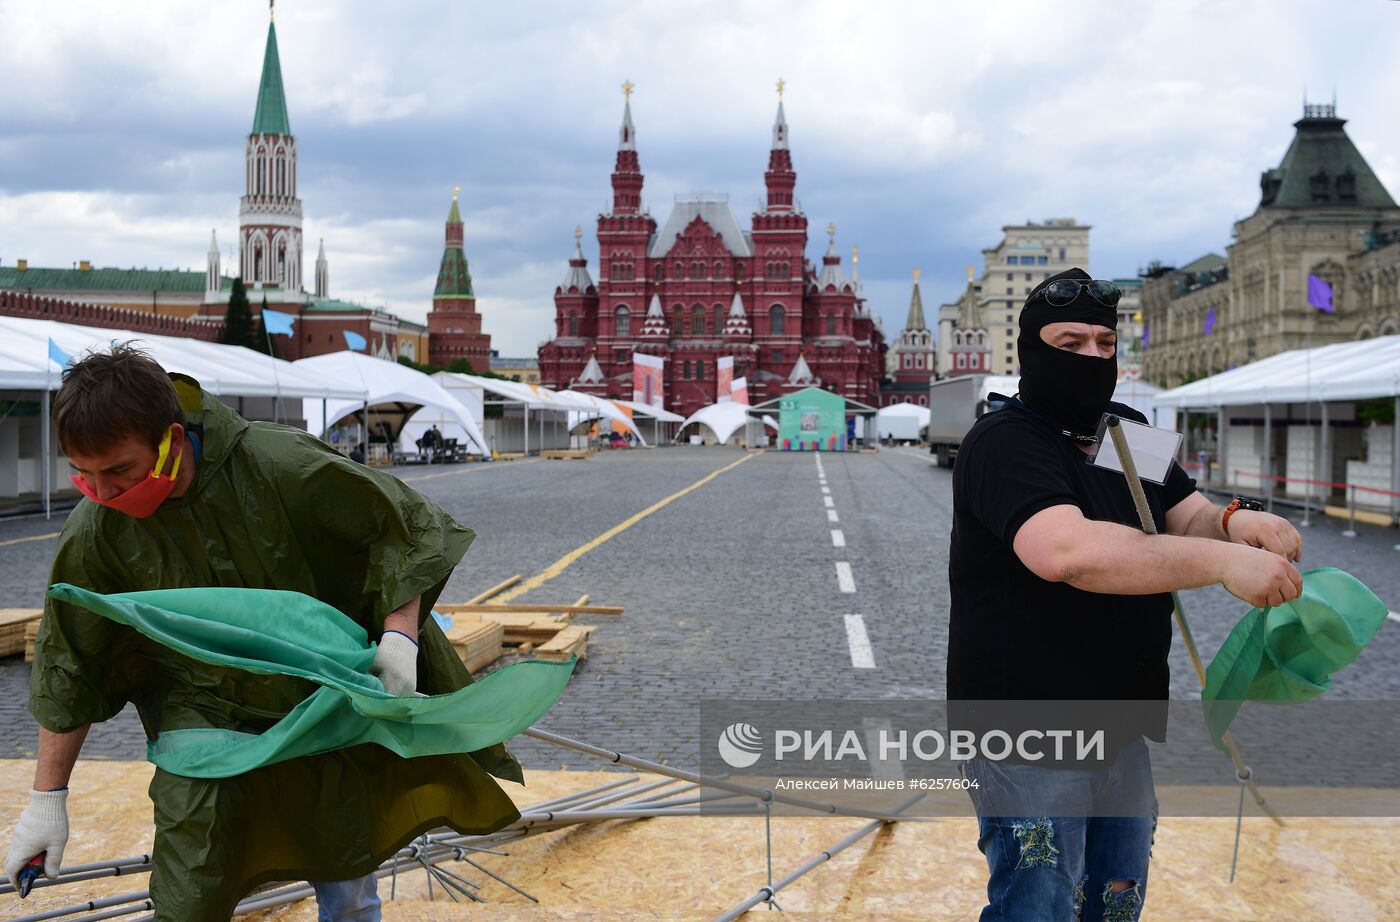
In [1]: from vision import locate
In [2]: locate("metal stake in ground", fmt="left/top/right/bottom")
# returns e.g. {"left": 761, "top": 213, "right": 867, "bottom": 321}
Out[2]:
{"left": 1103, "top": 416, "right": 1282, "bottom": 827}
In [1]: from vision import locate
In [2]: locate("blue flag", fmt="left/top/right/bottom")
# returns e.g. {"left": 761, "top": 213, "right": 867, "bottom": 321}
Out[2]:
{"left": 343, "top": 330, "right": 367, "bottom": 351}
{"left": 47, "top": 338, "right": 72, "bottom": 369}
{"left": 1203, "top": 308, "right": 1216, "bottom": 336}
{"left": 1141, "top": 322, "right": 1150, "bottom": 348}
{"left": 260, "top": 309, "right": 297, "bottom": 336}
{"left": 1307, "top": 274, "right": 1334, "bottom": 313}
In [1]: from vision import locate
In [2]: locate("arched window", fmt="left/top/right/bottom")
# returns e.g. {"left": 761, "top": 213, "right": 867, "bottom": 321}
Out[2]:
{"left": 735, "top": 263, "right": 745, "bottom": 282}
{"left": 714, "top": 261, "right": 724, "bottom": 278}
{"left": 769, "top": 305, "right": 785, "bottom": 335}
{"left": 673, "top": 261, "right": 683, "bottom": 279}
{"left": 569, "top": 315, "right": 579, "bottom": 336}
{"left": 692, "top": 305, "right": 706, "bottom": 335}
{"left": 697, "top": 361, "right": 705, "bottom": 381}
{"left": 615, "top": 305, "right": 631, "bottom": 337}
{"left": 673, "top": 306, "right": 684, "bottom": 334}
{"left": 714, "top": 304, "right": 724, "bottom": 334}
{"left": 826, "top": 314, "right": 836, "bottom": 335}
{"left": 277, "top": 243, "right": 287, "bottom": 284}
{"left": 691, "top": 261, "right": 706, "bottom": 280}
{"left": 253, "top": 243, "right": 264, "bottom": 281}
{"left": 652, "top": 263, "right": 663, "bottom": 282}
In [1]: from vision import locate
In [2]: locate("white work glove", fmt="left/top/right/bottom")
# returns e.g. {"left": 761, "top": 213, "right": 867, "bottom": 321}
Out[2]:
{"left": 5, "top": 788, "right": 69, "bottom": 883}
{"left": 370, "top": 631, "right": 418, "bottom": 697}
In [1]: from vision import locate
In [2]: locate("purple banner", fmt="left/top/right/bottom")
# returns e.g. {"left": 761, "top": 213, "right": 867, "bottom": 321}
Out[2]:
{"left": 1141, "top": 321, "right": 1150, "bottom": 347}
{"left": 1308, "top": 274, "right": 1334, "bottom": 313}
{"left": 1203, "top": 308, "right": 1216, "bottom": 336}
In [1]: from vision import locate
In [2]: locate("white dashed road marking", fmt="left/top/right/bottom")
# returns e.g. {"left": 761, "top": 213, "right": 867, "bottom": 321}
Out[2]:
{"left": 835, "top": 561, "right": 856, "bottom": 593}
{"left": 832, "top": 529, "right": 846, "bottom": 548}
{"left": 827, "top": 509, "right": 840, "bottom": 523}
{"left": 823, "top": 496, "right": 835, "bottom": 508}
{"left": 844, "top": 614, "right": 875, "bottom": 669}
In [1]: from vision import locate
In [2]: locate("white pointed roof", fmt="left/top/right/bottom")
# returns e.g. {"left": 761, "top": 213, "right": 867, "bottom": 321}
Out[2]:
{"left": 560, "top": 234, "right": 595, "bottom": 293}
{"left": 208, "top": 229, "right": 219, "bottom": 253}
{"left": 648, "top": 197, "right": 754, "bottom": 258}
{"left": 577, "top": 354, "right": 605, "bottom": 384}
{"left": 647, "top": 294, "right": 665, "bottom": 318}
{"left": 817, "top": 235, "right": 846, "bottom": 291}
{"left": 772, "top": 100, "right": 789, "bottom": 150}
{"left": 680, "top": 402, "right": 756, "bottom": 445}
{"left": 787, "top": 353, "right": 815, "bottom": 385}
{"left": 728, "top": 292, "right": 746, "bottom": 318}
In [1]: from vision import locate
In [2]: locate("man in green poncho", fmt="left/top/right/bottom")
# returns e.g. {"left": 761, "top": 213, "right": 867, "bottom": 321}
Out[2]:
{"left": 3, "top": 344, "right": 523, "bottom": 920}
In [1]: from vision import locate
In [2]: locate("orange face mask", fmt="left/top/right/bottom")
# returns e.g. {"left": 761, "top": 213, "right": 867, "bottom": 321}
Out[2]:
{"left": 71, "top": 427, "right": 182, "bottom": 518}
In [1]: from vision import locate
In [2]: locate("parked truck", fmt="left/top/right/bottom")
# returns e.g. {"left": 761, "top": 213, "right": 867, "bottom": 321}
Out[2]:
{"left": 926, "top": 374, "right": 1020, "bottom": 468}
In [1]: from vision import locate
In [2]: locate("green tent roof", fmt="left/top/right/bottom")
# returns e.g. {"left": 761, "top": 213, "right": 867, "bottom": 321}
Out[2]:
{"left": 251, "top": 21, "right": 291, "bottom": 136}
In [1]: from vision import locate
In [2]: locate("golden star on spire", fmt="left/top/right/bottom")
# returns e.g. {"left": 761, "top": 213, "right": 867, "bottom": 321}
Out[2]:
{"left": 452, "top": 185, "right": 460, "bottom": 201}
{"left": 913, "top": 267, "right": 922, "bottom": 282}
{"left": 852, "top": 245, "right": 860, "bottom": 264}
{"left": 622, "top": 80, "right": 635, "bottom": 101}
{"left": 966, "top": 264, "right": 975, "bottom": 283}
{"left": 777, "top": 78, "right": 786, "bottom": 99}
{"left": 827, "top": 222, "right": 836, "bottom": 240}
{"left": 574, "top": 225, "right": 583, "bottom": 240}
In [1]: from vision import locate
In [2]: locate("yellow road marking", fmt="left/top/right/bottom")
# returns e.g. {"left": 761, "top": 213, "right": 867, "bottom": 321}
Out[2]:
{"left": 0, "top": 531, "right": 60, "bottom": 548}
{"left": 496, "top": 451, "right": 761, "bottom": 603}
{"left": 403, "top": 458, "right": 541, "bottom": 482}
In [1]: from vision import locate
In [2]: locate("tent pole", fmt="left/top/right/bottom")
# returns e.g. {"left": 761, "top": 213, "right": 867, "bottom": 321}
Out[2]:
{"left": 524, "top": 406, "right": 530, "bottom": 456}
{"left": 1392, "top": 395, "right": 1399, "bottom": 528}
{"left": 1215, "top": 407, "right": 1225, "bottom": 492}
{"left": 42, "top": 384, "right": 51, "bottom": 520}
{"left": 1320, "top": 401, "right": 1331, "bottom": 514}
{"left": 361, "top": 402, "right": 368, "bottom": 461}
{"left": 1262, "top": 403, "right": 1273, "bottom": 513}
{"left": 321, "top": 398, "right": 327, "bottom": 443}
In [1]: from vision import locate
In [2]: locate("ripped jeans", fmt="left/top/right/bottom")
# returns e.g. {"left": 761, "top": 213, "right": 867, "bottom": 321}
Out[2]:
{"left": 961, "top": 737, "right": 1158, "bottom": 922}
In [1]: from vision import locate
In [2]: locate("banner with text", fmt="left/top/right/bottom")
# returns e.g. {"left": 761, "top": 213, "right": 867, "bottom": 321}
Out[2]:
{"left": 716, "top": 356, "right": 734, "bottom": 402}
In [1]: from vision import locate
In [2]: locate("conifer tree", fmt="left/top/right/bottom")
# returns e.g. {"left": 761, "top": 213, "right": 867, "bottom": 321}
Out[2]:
{"left": 221, "top": 277, "right": 253, "bottom": 347}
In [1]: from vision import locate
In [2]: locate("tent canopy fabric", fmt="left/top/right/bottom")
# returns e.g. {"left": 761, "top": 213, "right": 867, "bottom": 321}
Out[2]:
{"left": 294, "top": 351, "right": 488, "bottom": 454}
{"left": 615, "top": 399, "right": 685, "bottom": 424}
{"left": 876, "top": 403, "right": 932, "bottom": 422}
{"left": 0, "top": 316, "right": 364, "bottom": 400}
{"left": 679, "top": 402, "right": 756, "bottom": 445}
{"left": 875, "top": 403, "right": 931, "bottom": 441}
{"left": 1155, "top": 334, "right": 1400, "bottom": 407}
{"left": 557, "top": 390, "right": 646, "bottom": 444}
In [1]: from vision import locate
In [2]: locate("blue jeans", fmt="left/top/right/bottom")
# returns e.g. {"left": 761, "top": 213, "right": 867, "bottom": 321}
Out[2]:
{"left": 310, "top": 873, "right": 381, "bottom": 921}
{"left": 961, "top": 738, "right": 1158, "bottom": 922}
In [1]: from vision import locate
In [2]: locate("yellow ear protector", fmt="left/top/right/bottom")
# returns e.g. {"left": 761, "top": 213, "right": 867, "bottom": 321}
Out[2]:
{"left": 152, "top": 427, "right": 182, "bottom": 480}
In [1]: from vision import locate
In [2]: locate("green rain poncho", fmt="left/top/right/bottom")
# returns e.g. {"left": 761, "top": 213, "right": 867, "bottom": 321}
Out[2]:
{"left": 29, "top": 376, "right": 545, "bottom": 920}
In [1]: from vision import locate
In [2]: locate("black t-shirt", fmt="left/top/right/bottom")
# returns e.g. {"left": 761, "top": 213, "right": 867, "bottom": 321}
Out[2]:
{"left": 946, "top": 399, "right": 1197, "bottom": 743}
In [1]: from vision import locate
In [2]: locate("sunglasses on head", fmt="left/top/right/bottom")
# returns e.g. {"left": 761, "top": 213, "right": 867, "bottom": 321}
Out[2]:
{"left": 1035, "top": 279, "right": 1122, "bottom": 308}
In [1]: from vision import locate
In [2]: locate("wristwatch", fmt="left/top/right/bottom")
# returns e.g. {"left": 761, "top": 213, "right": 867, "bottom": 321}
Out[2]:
{"left": 1221, "top": 496, "right": 1265, "bottom": 537}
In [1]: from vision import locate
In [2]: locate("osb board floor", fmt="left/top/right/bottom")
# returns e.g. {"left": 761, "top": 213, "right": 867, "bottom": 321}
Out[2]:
{"left": 1, "top": 761, "right": 1397, "bottom": 920}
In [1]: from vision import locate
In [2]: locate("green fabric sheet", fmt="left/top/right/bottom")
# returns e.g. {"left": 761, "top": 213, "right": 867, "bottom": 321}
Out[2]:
{"left": 47, "top": 583, "right": 574, "bottom": 779}
{"left": 1201, "top": 567, "right": 1388, "bottom": 753}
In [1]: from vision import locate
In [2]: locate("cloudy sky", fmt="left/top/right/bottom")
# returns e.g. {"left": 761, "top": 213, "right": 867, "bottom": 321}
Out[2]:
{"left": 4, "top": 0, "right": 1399, "bottom": 356}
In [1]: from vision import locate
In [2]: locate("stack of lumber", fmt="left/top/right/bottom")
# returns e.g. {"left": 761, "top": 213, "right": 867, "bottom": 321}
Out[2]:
{"left": 24, "top": 617, "right": 44, "bottom": 662}
{"left": 435, "top": 576, "right": 619, "bottom": 671}
{"left": 0, "top": 608, "right": 41, "bottom": 658}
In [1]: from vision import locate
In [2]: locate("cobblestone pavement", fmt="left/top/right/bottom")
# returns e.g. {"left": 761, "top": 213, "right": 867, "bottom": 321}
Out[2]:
{"left": 1, "top": 446, "right": 1397, "bottom": 774}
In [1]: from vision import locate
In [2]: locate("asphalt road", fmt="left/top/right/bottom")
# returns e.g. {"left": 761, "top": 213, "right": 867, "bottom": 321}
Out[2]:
{"left": 1, "top": 446, "right": 1397, "bottom": 775}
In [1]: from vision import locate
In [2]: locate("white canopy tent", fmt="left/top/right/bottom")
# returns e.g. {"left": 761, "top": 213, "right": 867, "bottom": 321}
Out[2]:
{"left": 875, "top": 403, "right": 931, "bottom": 442}
{"left": 435, "top": 373, "right": 584, "bottom": 455}
{"left": 615, "top": 399, "right": 684, "bottom": 446}
{"left": 0, "top": 316, "right": 364, "bottom": 513}
{"left": 1155, "top": 336, "right": 1400, "bottom": 515}
{"left": 294, "top": 351, "right": 488, "bottom": 457}
{"left": 557, "top": 390, "right": 647, "bottom": 445}
{"left": 1154, "top": 335, "right": 1400, "bottom": 407}
{"left": 678, "top": 402, "right": 757, "bottom": 445}
{"left": 1113, "top": 378, "right": 1174, "bottom": 429}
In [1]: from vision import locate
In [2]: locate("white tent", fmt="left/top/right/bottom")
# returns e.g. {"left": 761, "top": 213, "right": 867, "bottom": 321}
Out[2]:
{"left": 679, "top": 402, "right": 755, "bottom": 445}
{"left": 1155, "top": 335, "right": 1400, "bottom": 407}
{"left": 294, "top": 351, "right": 487, "bottom": 455}
{"left": 875, "top": 403, "right": 931, "bottom": 441}
{"left": 557, "top": 390, "right": 646, "bottom": 444}
{"left": 434, "top": 373, "right": 585, "bottom": 454}
{"left": 1113, "top": 378, "right": 1174, "bottom": 429}
{"left": 0, "top": 316, "right": 364, "bottom": 400}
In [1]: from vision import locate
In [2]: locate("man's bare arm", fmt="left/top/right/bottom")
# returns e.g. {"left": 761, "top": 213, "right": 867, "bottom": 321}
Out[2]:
{"left": 382, "top": 595, "right": 421, "bottom": 643}
{"left": 1012, "top": 504, "right": 1301, "bottom": 609}
{"left": 34, "top": 725, "right": 90, "bottom": 791}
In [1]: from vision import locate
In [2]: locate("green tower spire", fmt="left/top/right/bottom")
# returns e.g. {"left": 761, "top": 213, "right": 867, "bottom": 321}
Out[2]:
{"left": 251, "top": 19, "right": 291, "bottom": 136}
{"left": 434, "top": 187, "right": 474, "bottom": 299}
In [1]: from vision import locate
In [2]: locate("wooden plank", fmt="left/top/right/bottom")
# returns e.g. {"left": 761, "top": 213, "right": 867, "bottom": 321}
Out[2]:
{"left": 0, "top": 609, "right": 42, "bottom": 627}
{"left": 463, "top": 575, "right": 522, "bottom": 606}
{"left": 535, "top": 625, "right": 594, "bottom": 662}
{"left": 436, "top": 603, "right": 622, "bottom": 618}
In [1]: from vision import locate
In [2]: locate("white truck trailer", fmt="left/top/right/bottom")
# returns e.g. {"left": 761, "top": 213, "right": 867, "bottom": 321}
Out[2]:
{"left": 926, "top": 374, "right": 1020, "bottom": 468}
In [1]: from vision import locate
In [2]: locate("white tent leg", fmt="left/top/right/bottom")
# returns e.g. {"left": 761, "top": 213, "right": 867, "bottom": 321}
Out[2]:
{"left": 322, "top": 398, "right": 327, "bottom": 442}
{"left": 1262, "top": 403, "right": 1273, "bottom": 513}
{"left": 41, "top": 387, "right": 51, "bottom": 520}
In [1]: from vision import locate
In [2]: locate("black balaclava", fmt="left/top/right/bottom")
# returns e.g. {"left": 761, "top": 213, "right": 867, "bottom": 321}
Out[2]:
{"left": 1016, "top": 266, "right": 1118, "bottom": 440}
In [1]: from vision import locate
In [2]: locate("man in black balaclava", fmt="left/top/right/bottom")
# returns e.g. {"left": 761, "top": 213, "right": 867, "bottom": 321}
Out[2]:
{"left": 1016, "top": 267, "right": 1120, "bottom": 440}
{"left": 946, "top": 267, "right": 1304, "bottom": 921}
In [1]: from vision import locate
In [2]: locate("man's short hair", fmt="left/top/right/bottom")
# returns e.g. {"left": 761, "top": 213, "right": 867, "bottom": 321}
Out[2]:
{"left": 54, "top": 343, "right": 183, "bottom": 457}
